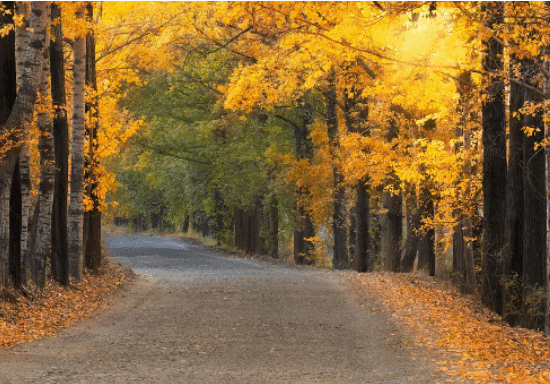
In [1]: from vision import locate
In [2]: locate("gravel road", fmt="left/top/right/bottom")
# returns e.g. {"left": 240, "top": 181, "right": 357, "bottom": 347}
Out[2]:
{"left": 0, "top": 235, "right": 446, "bottom": 383}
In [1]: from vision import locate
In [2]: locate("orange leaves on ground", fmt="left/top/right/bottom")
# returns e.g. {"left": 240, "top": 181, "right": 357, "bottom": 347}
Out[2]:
{"left": 349, "top": 272, "right": 550, "bottom": 383}
{"left": 0, "top": 261, "right": 132, "bottom": 348}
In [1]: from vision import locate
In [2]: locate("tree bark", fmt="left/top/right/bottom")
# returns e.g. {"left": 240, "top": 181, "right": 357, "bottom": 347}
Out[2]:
{"left": 15, "top": 1, "right": 32, "bottom": 288}
{"left": 0, "top": 1, "right": 50, "bottom": 287}
{"left": 28, "top": 5, "right": 54, "bottom": 287}
{"left": 343, "top": 87, "right": 370, "bottom": 272}
{"left": 269, "top": 193, "right": 278, "bottom": 258}
{"left": 453, "top": 71, "right": 477, "bottom": 294}
{"left": 83, "top": 2, "right": 101, "bottom": 273}
{"left": 400, "top": 187, "right": 420, "bottom": 273}
{"left": 381, "top": 107, "right": 402, "bottom": 272}
{"left": 325, "top": 78, "right": 348, "bottom": 270}
{"left": 68, "top": 4, "right": 86, "bottom": 281}
{"left": 521, "top": 59, "right": 547, "bottom": 330}
{"left": 292, "top": 104, "right": 315, "bottom": 264}
{"left": 481, "top": 2, "right": 506, "bottom": 314}
{"left": 503, "top": 59, "right": 524, "bottom": 324}
{"left": 0, "top": 2, "right": 18, "bottom": 287}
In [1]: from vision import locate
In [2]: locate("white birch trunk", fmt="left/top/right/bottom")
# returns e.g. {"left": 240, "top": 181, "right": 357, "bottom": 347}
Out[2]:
{"left": 29, "top": 7, "right": 54, "bottom": 287}
{"left": 16, "top": 1, "right": 32, "bottom": 286}
{"left": 0, "top": 2, "right": 50, "bottom": 287}
{"left": 68, "top": 5, "right": 86, "bottom": 281}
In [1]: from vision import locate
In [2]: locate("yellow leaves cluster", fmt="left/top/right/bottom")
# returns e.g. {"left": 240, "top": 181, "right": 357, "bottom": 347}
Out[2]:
{"left": 0, "top": 260, "right": 131, "bottom": 348}
{"left": 350, "top": 272, "right": 550, "bottom": 383}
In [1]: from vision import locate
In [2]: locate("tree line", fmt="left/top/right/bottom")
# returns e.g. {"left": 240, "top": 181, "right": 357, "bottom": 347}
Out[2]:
{"left": 0, "top": 1, "right": 106, "bottom": 290}
{"left": 106, "top": 2, "right": 550, "bottom": 332}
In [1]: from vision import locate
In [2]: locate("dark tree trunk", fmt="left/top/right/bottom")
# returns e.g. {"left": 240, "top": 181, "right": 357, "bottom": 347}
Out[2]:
{"left": 453, "top": 71, "right": 477, "bottom": 294}
{"left": 381, "top": 107, "right": 402, "bottom": 272}
{"left": 481, "top": 2, "right": 506, "bottom": 314}
{"left": 83, "top": 3, "right": 101, "bottom": 273}
{"left": 355, "top": 180, "right": 369, "bottom": 272}
{"left": 503, "top": 60, "right": 524, "bottom": 325}
{"left": 400, "top": 188, "right": 420, "bottom": 273}
{"left": 292, "top": 103, "right": 315, "bottom": 264}
{"left": 348, "top": 206, "right": 356, "bottom": 264}
{"left": 417, "top": 184, "right": 435, "bottom": 275}
{"left": 182, "top": 215, "right": 190, "bottom": 233}
{"left": 269, "top": 193, "right": 278, "bottom": 258}
{"left": 521, "top": 59, "right": 547, "bottom": 330}
{"left": 343, "top": 87, "right": 370, "bottom": 272}
{"left": 9, "top": 161, "right": 21, "bottom": 287}
{"left": 1, "top": 1, "right": 17, "bottom": 286}
{"left": 50, "top": 2, "right": 69, "bottom": 285}
{"left": 325, "top": 78, "right": 348, "bottom": 270}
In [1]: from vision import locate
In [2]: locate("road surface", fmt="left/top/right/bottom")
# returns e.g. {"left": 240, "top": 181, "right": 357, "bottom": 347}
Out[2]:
{"left": 0, "top": 235, "right": 446, "bottom": 383}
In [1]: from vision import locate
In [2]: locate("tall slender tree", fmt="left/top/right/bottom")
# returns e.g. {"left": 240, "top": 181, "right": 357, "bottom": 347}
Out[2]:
{"left": 0, "top": 1, "right": 51, "bottom": 287}
{"left": 521, "top": 58, "right": 547, "bottom": 329}
{"left": 83, "top": 2, "right": 102, "bottom": 273}
{"left": 28, "top": 2, "right": 54, "bottom": 287}
{"left": 50, "top": 2, "right": 69, "bottom": 285}
{"left": 1, "top": 2, "right": 18, "bottom": 287}
{"left": 325, "top": 75, "right": 348, "bottom": 269}
{"left": 15, "top": 2, "right": 32, "bottom": 288}
{"left": 68, "top": 4, "right": 86, "bottom": 281}
{"left": 481, "top": 2, "right": 507, "bottom": 314}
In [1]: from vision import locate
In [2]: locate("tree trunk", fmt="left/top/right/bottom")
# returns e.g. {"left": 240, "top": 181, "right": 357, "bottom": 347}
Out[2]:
{"left": 269, "top": 193, "right": 278, "bottom": 258}
{"left": 68, "top": 4, "right": 86, "bottom": 281}
{"left": 481, "top": 2, "right": 506, "bottom": 314}
{"left": 454, "top": 71, "right": 477, "bottom": 294}
{"left": 29, "top": 7, "right": 54, "bottom": 287}
{"left": 400, "top": 187, "right": 420, "bottom": 273}
{"left": 381, "top": 107, "right": 402, "bottom": 272}
{"left": 292, "top": 104, "right": 315, "bottom": 264}
{"left": 0, "top": 1, "right": 17, "bottom": 287}
{"left": 83, "top": 2, "right": 101, "bottom": 273}
{"left": 417, "top": 184, "right": 435, "bottom": 275}
{"left": 521, "top": 59, "right": 547, "bottom": 330}
{"left": 355, "top": 180, "right": 369, "bottom": 272}
{"left": 343, "top": 87, "right": 370, "bottom": 272}
{"left": 15, "top": 2, "right": 32, "bottom": 288}
{"left": 325, "top": 78, "right": 348, "bottom": 270}
{"left": 0, "top": 1, "right": 50, "bottom": 287}
{"left": 503, "top": 60, "right": 524, "bottom": 324}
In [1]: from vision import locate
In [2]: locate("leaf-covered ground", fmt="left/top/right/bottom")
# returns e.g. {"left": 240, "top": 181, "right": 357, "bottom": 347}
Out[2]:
{"left": 349, "top": 272, "right": 550, "bottom": 383}
{"left": 0, "top": 261, "right": 133, "bottom": 348}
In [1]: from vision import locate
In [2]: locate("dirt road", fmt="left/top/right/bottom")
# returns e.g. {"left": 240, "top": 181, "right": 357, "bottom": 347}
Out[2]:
{"left": 0, "top": 235, "right": 446, "bottom": 383}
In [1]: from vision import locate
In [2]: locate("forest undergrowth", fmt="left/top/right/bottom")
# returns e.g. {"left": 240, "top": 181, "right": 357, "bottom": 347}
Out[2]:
{"left": 349, "top": 272, "right": 550, "bottom": 383}
{"left": 0, "top": 258, "right": 134, "bottom": 348}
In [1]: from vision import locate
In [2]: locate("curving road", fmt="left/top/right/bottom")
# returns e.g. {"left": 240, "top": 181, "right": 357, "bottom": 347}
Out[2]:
{"left": 0, "top": 235, "right": 444, "bottom": 383}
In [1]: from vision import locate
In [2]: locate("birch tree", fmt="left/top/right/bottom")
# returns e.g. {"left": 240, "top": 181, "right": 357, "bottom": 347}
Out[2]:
{"left": 68, "top": 4, "right": 86, "bottom": 281}
{"left": 28, "top": 4, "right": 54, "bottom": 287}
{"left": 0, "top": 1, "right": 51, "bottom": 287}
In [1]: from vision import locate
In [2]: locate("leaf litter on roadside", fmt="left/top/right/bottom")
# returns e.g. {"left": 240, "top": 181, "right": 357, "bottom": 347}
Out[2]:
{"left": 0, "top": 261, "right": 132, "bottom": 348}
{"left": 349, "top": 272, "right": 550, "bottom": 383}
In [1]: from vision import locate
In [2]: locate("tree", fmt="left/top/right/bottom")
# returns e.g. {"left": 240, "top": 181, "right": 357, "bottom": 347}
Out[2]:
{"left": 83, "top": 2, "right": 101, "bottom": 273}
{"left": 0, "top": 1, "right": 51, "bottom": 287}
{"left": 68, "top": 3, "right": 86, "bottom": 281}
{"left": 480, "top": 2, "right": 507, "bottom": 314}
{"left": 50, "top": 2, "right": 69, "bottom": 285}
{"left": 28, "top": 2, "right": 54, "bottom": 287}
{"left": 1, "top": 2, "right": 18, "bottom": 286}
{"left": 521, "top": 58, "right": 546, "bottom": 329}
{"left": 325, "top": 76, "right": 348, "bottom": 270}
